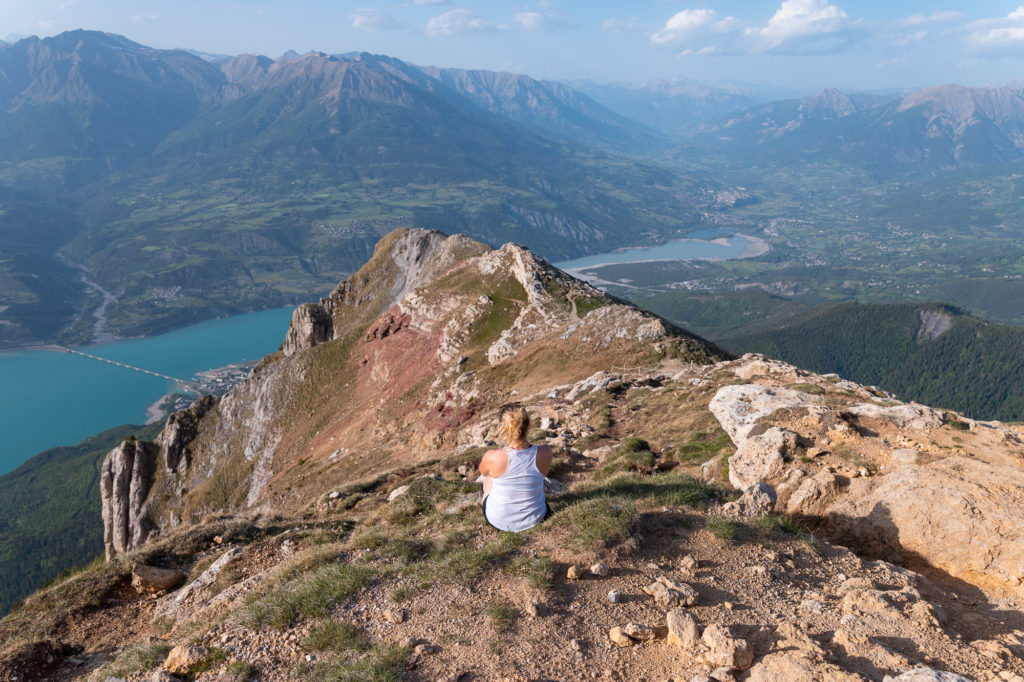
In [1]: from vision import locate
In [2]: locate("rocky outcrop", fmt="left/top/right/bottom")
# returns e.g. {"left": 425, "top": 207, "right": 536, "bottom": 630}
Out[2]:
{"left": 157, "top": 394, "right": 217, "bottom": 473}
{"left": 710, "top": 383, "right": 821, "bottom": 444}
{"left": 728, "top": 427, "right": 798, "bottom": 489}
{"left": 827, "top": 457, "right": 1024, "bottom": 594}
{"left": 101, "top": 438, "right": 159, "bottom": 558}
{"left": 281, "top": 303, "right": 333, "bottom": 355}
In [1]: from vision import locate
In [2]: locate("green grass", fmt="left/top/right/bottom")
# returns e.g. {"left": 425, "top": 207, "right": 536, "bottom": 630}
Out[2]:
{"left": 484, "top": 599, "right": 518, "bottom": 633}
{"left": 672, "top": 429, "right": 733, "bottom": 465}
{"left": 705, "top": 517, "right": 741, "bottom": 543}
{"left": 503, "top": 555, "right": 556, "bottom": 591}
{"left": 787, "top": 382, "right": 826, "bottom": 395}
{"left": 549, "top": 496, "right": 637, "bottom": 550}
{"left": 751, "top": 514, "right": 803, "bottom": 538}
{"left": 234, "top": 563, "right": 373, "bottom": 631}
{"left": 297, "top": 642, "right": 410, "bottom": 682}
{"left": 87, "top": 642, "right": 171, "bottom": 680}
{"left": 304, "top": 620, "right": 369, "bottom": 652}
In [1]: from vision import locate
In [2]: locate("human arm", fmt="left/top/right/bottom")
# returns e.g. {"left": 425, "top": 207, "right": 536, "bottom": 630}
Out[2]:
{"left": 534, "top": 444, "right": 554, "bottom": 476}
{"left": 479, "top": 449, "right": 507, "bottom": 479}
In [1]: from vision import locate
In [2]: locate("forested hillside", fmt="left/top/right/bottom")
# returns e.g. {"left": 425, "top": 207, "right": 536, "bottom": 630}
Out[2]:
{"left": 723, "top": 302, "right": 1024, "bottom": 422}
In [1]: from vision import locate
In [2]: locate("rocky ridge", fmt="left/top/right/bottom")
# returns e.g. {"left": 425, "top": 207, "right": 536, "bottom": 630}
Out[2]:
{"left": 4, "top": 231, "right": 1024, "bottom": 681}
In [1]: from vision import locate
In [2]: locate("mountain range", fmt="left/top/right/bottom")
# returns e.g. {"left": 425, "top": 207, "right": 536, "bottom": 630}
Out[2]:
{"left": 694, "top": 84, "right": 1024, "bottom": 175}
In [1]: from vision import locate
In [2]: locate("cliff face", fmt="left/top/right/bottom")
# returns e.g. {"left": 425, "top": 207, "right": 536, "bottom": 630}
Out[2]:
{"left": 100, "top": 228, "right": 726, "bottom": 557}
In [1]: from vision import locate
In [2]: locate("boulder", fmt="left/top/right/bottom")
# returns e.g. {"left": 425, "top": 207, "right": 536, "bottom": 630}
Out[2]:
{"left": 825, "top": 456, "right": 1024, "bottom": 595}
{"left": 666, "top": 608, "right": 701, "bottom": 649}
{"left": 748, "top": 650, "right": 866, "bottom": 681}
{"left": 710, "top": 384, "right": 820, "bottom": 445}
{"left": 623, "top": 623, "right": 656, "bottom": 642}
{"left": 845, "top": 403, "right": 945, "bottom": 431}
{"left": 164, "top": 644, "right": 208, "bottom": 675}
{"left": 131, "top": 564, "right": 185, "bottom": 594}
{"left": 728, "top": 428, "right": 798, "bottom": 490}
{"left": 388, "top": 485, "right": 410, "bottom": 502}
{"left": 589, "top": 562, "right": 609, "bottom": 577}
{"left": 785, "top": 469, "right": 839, "bottom": 515}
{"left": 726, "top": 482, "right": 778, "bottom": 516}
{"left": 701, "top": 624, "right": 753, "bottom": 671}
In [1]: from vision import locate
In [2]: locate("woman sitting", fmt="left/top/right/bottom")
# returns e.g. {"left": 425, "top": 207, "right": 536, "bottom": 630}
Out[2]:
{"left": 478, "top": 406, "right": 553, "bottom": 532}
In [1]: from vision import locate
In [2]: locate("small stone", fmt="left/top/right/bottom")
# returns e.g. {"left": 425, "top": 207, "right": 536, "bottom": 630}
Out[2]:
{"left": 800, "top": 599, "right": 825, "bottom": 613}
{"left": 525, "top": 601, "right": 547, "bottom": 618}
{"left": 383, "top": 608, "right": 406, "bottom": 624}
{"left": 710, "top": 667, "right": 736, "bottom": 682}
{"left": 723, "top": 601, "right": 734, "bottom": 611}
{"left": 608, "top": 589, "right": 622, "bottom": 603}
{"left": 702, "top": 625, "right": 754, "bottom": 671}
{"left": 567, "top": 565, "right": 583, "bottom": 580}
{"left": 213, "top": 535, "right": 224, "bottom": 544}
{"left": 164, "top": 644, "right": 208, "bottom": 675}
{"left": 131, "top": 564, "right": 185, "bottom": 594}
{"left": 609, "top": 627, "right": 636, "bottom": 647}
{"left": 750, "top": 565, "right": 767, "bottom": 577}
{"left": 666, "top": 608, "right": 701, "bottom": 649}
{"left": 623, "top": 623, "right": 656, "bottom": 642}
{"left": 590, "top": 562, "right": 610, "bottom": 577}
{"left": 679, "top": 555, "right": 698, "bottom": 575}
{"left": 388, "top": 485, "right": 410, "bottom": 502}
{"left": 457, "top": 464, "right": 470, "bottom": 477}
{"left": 328, "top": 491, "right": 341, "bottom": 500}
{"left": 570, "top": 638, "right": 582, "bottom": 651}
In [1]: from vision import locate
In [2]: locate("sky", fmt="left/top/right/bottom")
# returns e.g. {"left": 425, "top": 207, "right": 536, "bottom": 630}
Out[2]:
{"left": 2, "top": 1, "right": 1024, "bottom": 91}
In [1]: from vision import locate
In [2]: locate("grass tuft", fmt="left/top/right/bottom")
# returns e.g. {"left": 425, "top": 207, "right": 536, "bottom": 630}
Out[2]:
{"left": 484, "top": 599, "right": 518, "bottom": 633}
{"left": 706, "top": 516, "right": 740, "bottom": 543}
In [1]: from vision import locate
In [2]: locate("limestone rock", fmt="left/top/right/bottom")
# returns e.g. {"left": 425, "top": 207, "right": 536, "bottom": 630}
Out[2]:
{"left": 786, "top": 469, "right": 839, "bottom": 515}
{"left": 281, "top": 302, "right": 334, "bottom": 355}
{"left": 748, "top": 649, "right": 866, "bottom": 682}
{"left": 543, "top": 477, "right": 567, "bottom": 495}
{"left": 728, "top": 428, "right": 798, "bottom": 490}
{"left": 388, "top": 485, "right": 410, "bottom": 503}
{"left": 607, "top": 589, "right": 622, "bottom": 603}
{"left": 846, "top": 403, "right": 945, "bottom": 431}
{"left": 726, "top": 481, "right": 778, "bottom": 516}
{"left": 589, "top": 562, "right": 609, "bottom": 577}
{"left": 101, "top": 438, "right": 160, "bottom": 559}
{"left": 164, "top": 644, "right": 208, "bottom": 675}
{"left": 157, "top": 395, "right": 216, "bottom": 474}
{"left": 701, "top": 624, "right": 753, "bottom": 671}
{"left": 383, "top": 608, "right": 406, "bottom": 624}
{"left": 608, "top": 627, "right": 635, "bottom": 647}
{"left": 623, "top": 623, "right": 656, "bottom": 641}
{"left": 644, "top": 576, "right": 699, "bottom": 607}
{"left": 156, "top": 548, "right": 242, "bottom": 617}
{"left": 882, "top": 669, "right": 973, "bottom": 682}
{"left": 710, "top": 384, "right": 821, "bottom": 445}
{"left": 825, "top": 456, "right": 1024, "bottom": 595}
{"left": 666, "top": 608, "right": 701, "bottom": 649}
{"left": 131, "top": 564, "right": 185, "bottom": 594}
{"left": 567, "top": 565, "right": 583, "bottom": 580}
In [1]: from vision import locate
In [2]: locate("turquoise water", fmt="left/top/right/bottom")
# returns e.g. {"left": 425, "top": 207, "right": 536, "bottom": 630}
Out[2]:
{"left": 0, "top": 307, "right": 294, "bottom": 475}
{"left": 553, "top": 234, "right": 759, "bottom": 271}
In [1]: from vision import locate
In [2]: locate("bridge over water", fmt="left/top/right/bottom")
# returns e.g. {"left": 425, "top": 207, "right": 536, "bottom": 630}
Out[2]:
{"left": 55, "top": 346, "right": 202, "bottom": 391}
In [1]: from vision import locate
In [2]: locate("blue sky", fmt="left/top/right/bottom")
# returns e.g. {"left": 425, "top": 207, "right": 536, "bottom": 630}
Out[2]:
{"left": 3, "top": 1, "right": 1024, "bottom": 91}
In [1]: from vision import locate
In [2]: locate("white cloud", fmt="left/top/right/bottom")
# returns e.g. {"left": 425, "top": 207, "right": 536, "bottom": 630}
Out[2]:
{"left": 349, "top": 9, "right": 402, "bottom": 32}
{"left": 963, "top": 6, "right": 1024, "bottom": 55}
{"left": 132, "top": 14, "right": 160, "bottom": 24}
{"left": 414, "top": 0, "right": 447, "bottom": 4}
{"left": 59, "top": 0, "right": 77, "bottom": 9}
{"left": 602, "top": 17, "right": 643, "bottom": 34}
{"left": 515, "top": 11, "right": 571, "bottom": 32}
{"left": 892, "top": 30, "right": 927, "bottom": 47}
{"left": 426, "top": 9, "right": 493, "bottom": 38}
{"left": 649, "top": 8, "right": 740, "bottom": 49}
{"left": 749, "top": 0, "right": 853, "bottom": 51}
{"left": 900, "top": 10, "right": 964, "bottom": 27}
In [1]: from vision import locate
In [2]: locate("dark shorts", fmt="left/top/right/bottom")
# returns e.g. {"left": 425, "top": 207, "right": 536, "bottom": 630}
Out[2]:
{"left": 482, "top": 496, "right": 552, "bottom": 531}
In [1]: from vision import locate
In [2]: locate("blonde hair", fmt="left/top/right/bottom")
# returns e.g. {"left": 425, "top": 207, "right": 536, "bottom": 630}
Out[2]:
{"left": 499, "top": 406, "right": 530, "bottom": 447}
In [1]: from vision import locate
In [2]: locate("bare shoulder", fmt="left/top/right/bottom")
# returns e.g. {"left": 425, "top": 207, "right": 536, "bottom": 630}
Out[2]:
{"left": 479, "top": 448, "right": 507, "bottom": 476}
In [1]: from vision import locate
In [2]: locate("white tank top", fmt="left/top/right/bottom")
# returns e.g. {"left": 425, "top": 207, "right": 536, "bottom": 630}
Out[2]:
{"left": 485, "top": 445, "right": 547, "bottom": 532}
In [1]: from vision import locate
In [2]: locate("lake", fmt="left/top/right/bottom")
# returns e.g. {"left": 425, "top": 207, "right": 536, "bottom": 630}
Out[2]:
{"left": 553, "top": 233, "right": 767, "bottom": 271}
{"left": 0, "top": 307, "right": 294, "bottom": 475}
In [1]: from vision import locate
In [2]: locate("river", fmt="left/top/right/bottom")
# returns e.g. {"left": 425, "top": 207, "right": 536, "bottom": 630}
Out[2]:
{"left": 0, "top": 307, "right": 294, "bottom": 475}
{"left": 553, "top": 233, "right": 768, "bottom": 271}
